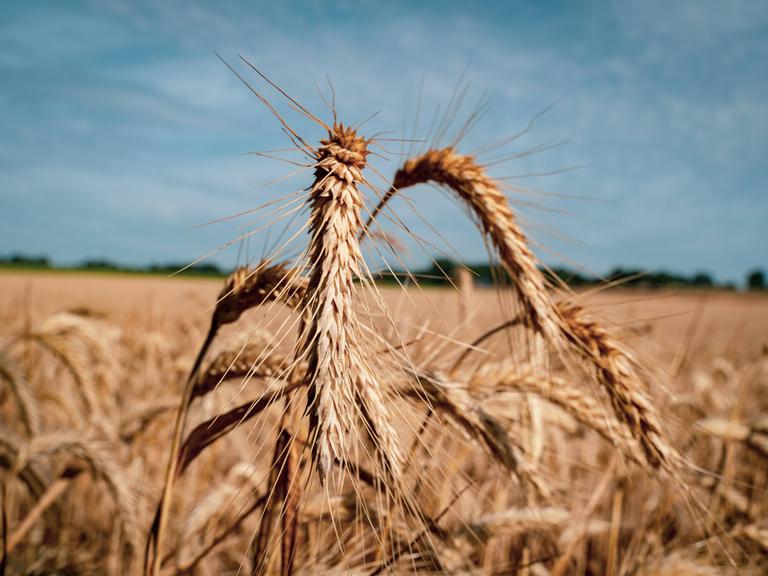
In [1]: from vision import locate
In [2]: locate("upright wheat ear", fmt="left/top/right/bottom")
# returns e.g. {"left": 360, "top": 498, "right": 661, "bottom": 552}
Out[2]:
{"left": 300, "top": 124, "right": 401, "bottom": 481}
{"left": 366, "top": 147, "right": 676, "bottom": 472}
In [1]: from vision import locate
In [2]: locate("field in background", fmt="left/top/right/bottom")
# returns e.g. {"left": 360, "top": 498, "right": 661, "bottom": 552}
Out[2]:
{"left": 1, "top": 270, "right": 767, "bottom": 574}
{"left": 2, "top": 271, "right": 766, "bottom": 364}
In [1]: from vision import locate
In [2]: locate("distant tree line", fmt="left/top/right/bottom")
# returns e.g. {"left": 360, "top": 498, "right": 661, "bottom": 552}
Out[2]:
{"left": 0, "top": 253, "right": 225, "bottom": 277}
{"left": 373, "top": 258, "right": 767, "bottom": 291}
{"left": 2, "top": 253, "right": 766, "bottom": 289}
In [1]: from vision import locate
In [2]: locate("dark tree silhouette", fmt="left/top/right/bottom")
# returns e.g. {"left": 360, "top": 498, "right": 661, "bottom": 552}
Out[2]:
{"left": 747, "top": 269, "right": 765, "bottom": 290}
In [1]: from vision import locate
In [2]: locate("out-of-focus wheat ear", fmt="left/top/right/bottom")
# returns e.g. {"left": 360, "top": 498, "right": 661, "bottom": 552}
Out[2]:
{"left": 402, "top": 369, "right": 550, "bottom": 498}
{"left": 635, "top": 552, "right": 726, "bottom": 575}
{"left": 559, "top": 303, "right": 677, "bottom": 470}
{"left": 298, "top": 124, "right": 400, "bottom": 482}
{"left": 23, "top": 316, "right": 103, "bottom": 418}
{"left": 13, "top": 432, "right": 143, "bottom": 553}
{"left": 472, "top": 360, "right": 644, "bottom": 465}
{"left": 0, "top": 425, "right": 50, "bottom": 498}
{"left": 118, "top": 398, "right": 179, "bottom": 443}
{"left": 0, "top": 352, "right": 41, "bottom": 436}
{"left": 5, "top": 468, "right": 82, "bottom": 555}
{"left": 698, "top": 415, "right": 768, "bottom": 458}
{"left": 459, "top": 506, "right": 571, "bottom": 542}
{"left": 175, "top": 462, "right": 261, "bottom": 570}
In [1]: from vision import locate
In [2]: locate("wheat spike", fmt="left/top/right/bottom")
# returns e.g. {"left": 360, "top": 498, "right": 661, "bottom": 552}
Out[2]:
{"left": 366, "top": 146, "right": 676, "bottom": 472}
{"left": 558, "top": 303, "right": 674, "bottom": 468}
{"left": 191, "top": 333, "right": 282, "bottom": 399}
{"left": 402, "top": 369, "right": 550, "bottom": 497}
{"left": 298, "top": 124, "right": 400, "bottom": 481}
{"left": 371, "top": 148, "right": 561, "bottom": 340}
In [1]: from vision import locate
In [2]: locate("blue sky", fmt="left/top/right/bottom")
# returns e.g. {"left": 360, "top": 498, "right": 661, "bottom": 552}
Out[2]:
{"left": 1, "top": 0, "right": 766, "bottom": 283}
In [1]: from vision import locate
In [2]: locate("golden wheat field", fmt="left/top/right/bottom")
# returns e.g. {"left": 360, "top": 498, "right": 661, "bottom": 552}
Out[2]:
{"left": 0, "top": 269, "right": 766, "bottom": 575}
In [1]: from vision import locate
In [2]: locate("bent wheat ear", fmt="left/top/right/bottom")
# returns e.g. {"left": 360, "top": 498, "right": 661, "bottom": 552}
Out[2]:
{"left": 0, "top": 425, "right": 50, "bottom": 497}
{"left": 299, "top": 124, "right": 401, "bottom": 481}
{"left": 366, "top": 147, "right": 677, "bottom": 472}
{"left": 472, "top": 360, "right": 643, "bottom": 465}
{"left": 403, "top": 369, "right": 549, "bottom": 497}
{"left": 386, "top": 148, "right": 562, "bottom": 340}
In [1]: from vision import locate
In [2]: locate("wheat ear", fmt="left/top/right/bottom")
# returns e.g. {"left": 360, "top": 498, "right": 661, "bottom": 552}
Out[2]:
{"left": 402, "top": 369, "right": 550, "bottom": 497}
{"left": 298, "top": 124, "right": 400, "bottom": 481}
{"left": 366, "top": 147, "right": 676, "bottom": 472}
{"left": 368, "top": 148, "right": 561, "bottom": 340}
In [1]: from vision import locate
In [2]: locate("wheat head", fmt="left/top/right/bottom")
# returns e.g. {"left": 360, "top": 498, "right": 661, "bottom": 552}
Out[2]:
{"left": 298, "top": 124, "right": 401, "bottom": 482}
{"left": 366, "top": 146, "right": 677, "bottom": 473}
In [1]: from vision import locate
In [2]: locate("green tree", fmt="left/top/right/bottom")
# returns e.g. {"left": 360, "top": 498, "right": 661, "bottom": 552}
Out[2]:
{"left": 747, "top": 269, "right": 765, "bottom": 290}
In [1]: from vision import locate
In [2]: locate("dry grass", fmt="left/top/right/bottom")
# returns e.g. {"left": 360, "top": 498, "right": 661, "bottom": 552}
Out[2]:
{"left": 1, "top": 71, "right": 767, "bottom": 575}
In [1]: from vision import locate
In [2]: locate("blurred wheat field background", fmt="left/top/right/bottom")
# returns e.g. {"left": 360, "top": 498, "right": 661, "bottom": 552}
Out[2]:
{"left": 1, "top": 269, "right": 766, "bottom": 575}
